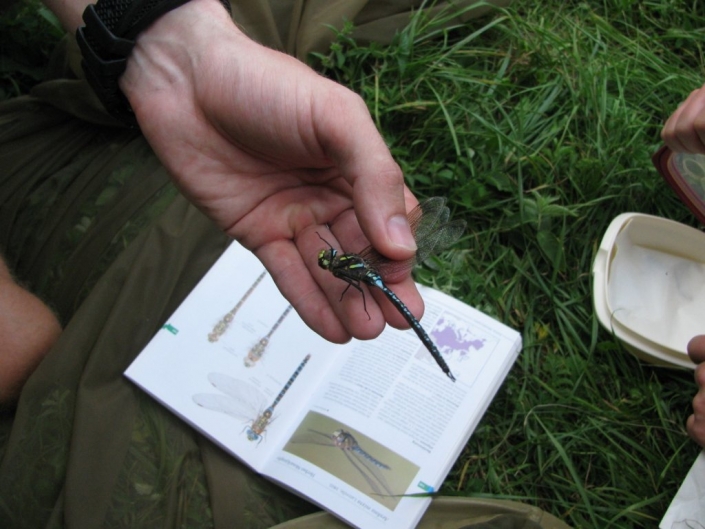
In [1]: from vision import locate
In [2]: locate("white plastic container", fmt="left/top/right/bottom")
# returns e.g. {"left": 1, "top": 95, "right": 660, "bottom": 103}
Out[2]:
{"left": 592, "top": 212, "right": 705, "bottom": 369}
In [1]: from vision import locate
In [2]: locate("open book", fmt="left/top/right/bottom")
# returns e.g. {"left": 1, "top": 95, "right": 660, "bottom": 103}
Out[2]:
{"left": 125, "top": 241, "right": 522, "bottom": 529}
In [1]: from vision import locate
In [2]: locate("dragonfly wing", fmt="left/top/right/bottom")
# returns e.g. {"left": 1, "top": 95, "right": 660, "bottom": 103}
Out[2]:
{"left": 415, "top": 218, "right": 466, "bottom": 263}
{"left": 208, "top": 374, "right": 265, "bottom": 406}
{"left": 354, "top": 450, "right": 395, "bottom": 497}
{"left": 356, "top": 247, "right": 416, "bottom": 278}
{"left": 206, "top": 373, "right": 266, "bottom": 414}
{"left": 192, "top": 392, "right": 253, "bottom": 421}
{"left": 357, "top": 197, "right": 466, "bottom": 277}
{"left": 411, "top": 197, "right": 449, "bottom": 241}
{"left": 358, "top": 197, "right": 446, "bottom": 264}
{"left": 289, "top": 428, "right": 334, "bottom": 446}
{"left": 345, "top": 449, "right": 395, "bottom": 497}
{"left": 343, "top": 449, "right": 383, "bottom": 496}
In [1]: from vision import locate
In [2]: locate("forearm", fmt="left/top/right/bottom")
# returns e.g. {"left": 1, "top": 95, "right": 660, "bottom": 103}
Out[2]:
{"left": 42, "top": 0, "right": 92, "bottom": 33}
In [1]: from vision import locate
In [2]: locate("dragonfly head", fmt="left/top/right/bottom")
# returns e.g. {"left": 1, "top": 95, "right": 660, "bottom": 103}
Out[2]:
{"left": 316, "top": 232, "right": 337, "bottom": 270}
{"left": 317, "top": 248, "right": 335, "bottom": 270}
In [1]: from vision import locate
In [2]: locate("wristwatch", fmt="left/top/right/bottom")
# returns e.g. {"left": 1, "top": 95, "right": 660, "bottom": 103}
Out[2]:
{"left": 76, "top": 0, "right": 232, "bottom": 127}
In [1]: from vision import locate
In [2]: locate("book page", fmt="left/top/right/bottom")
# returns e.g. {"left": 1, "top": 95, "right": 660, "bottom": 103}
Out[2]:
{"left": 126, "top": 241, "right": 521, "bottom": 529}
{"left": 125, "top": 242, "right": 340, "bottom": 472}
{"left": 263, "top": 286, "right": 522, "bottom": 529}
{"left": 660, "top": 451, "right": 705, "bottom": 528}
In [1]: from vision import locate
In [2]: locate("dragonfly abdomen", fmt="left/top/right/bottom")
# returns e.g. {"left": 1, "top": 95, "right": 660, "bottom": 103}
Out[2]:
{"left": 352, "top": 446, "right": 391, "bottom": 470}
{"left": 368, "top": 274, "right": 456, "bottom": 382}
{"left": 270, "top": 354, "right": 311, "bottom": 410}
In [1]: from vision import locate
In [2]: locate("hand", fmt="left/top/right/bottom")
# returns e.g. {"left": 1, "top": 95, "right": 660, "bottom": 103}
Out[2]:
{"left": 119, "top": 0, "right": 421, "bottom": 343}
{"left": 0, "top": 256, "right": 61, "bottom": 404}
{"left": 662, "top": 84, "right": 705, "bottom": 154}
{"left": 687, "top": 335, "right": 705, "bottom": 447}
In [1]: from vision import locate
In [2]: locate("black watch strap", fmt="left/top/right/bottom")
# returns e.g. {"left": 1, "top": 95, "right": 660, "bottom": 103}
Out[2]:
{"left": 76, "top": 0, "right": 232, "bottom": 127}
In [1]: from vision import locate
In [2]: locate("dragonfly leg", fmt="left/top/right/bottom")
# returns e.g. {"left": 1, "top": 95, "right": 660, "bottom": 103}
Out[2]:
{"left": 339, "top": 279, "right": 371, "bottom": 320}
{"left": 340, "top": 282, "right": 352, "bottom": 300}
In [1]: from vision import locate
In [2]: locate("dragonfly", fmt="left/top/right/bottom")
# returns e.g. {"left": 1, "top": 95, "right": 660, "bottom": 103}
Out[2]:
{"left": 317, "top": 196, "right": 465, "bottom": 381}
{"left": 291, "top": 428, "right": 394, "bottom": 497}
{"left": 193, "top": 354, "right": 311, "bottom": 443}
{"left": 208, "top": 270, "right": 267, "bottom": 343}
{"left": 244, "top": 305, "right": 293, "bottom": 367}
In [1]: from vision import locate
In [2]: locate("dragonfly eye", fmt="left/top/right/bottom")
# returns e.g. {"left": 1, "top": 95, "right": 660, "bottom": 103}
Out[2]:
{"left": 317, "top": 249, "right": 333, "bottom": 270}
{"left": 246, "top": 429, "right": 259, "bottom": 442}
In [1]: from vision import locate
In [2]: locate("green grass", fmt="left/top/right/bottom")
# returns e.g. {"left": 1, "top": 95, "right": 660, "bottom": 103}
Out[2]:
{"left": 317, "top": 2, "right": 702, "bottom": 527}
{"left": 0, "top": 0, "right": 62, "bottom": 98}
{"left": 2, "top": 0, "right": 704, "bottom": 527}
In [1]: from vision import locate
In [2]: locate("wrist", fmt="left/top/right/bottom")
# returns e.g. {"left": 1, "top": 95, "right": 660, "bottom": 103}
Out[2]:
{"left": 75, "top": 0, "right": 232, "bottom": 126}
{"left": 119, "top": 0, "right": 240, "bottom": 122}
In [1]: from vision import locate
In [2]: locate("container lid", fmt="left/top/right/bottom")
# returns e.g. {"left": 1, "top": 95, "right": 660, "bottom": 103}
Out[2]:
{"left": 592, "top": 213, "right": 705, "bottom": 369}
{"left": 653, "top": 146, "right": 705, "bottom": 225}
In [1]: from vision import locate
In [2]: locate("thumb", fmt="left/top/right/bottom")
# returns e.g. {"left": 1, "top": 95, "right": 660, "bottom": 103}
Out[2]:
{"left": 313, "top": 86, "right": 417, "bottom": 260}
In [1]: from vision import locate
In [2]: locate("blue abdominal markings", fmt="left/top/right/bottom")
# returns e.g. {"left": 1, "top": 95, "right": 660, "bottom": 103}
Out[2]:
{"left": 317, "top": 197, "right": 465, "bottom": 382}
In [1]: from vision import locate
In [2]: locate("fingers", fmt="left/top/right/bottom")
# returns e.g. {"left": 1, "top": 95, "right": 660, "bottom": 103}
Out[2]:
{"left": 662, "top": 85, "right": 705, "bottom": 154}
{"left": 687, "top": 335, "right": 705, "bottom": 448}
{"left": 325, "top": 207, "right": 425, "bottom": 332}
{"left": 255, "top": 238, "right": 350, "bottom": 344}
{"left": 256, "top": 227, "right": 390, "bottom": 345}
{"left": 688, "top": 335, "right": 705, "bottom": 364}
{"left": 688, "top": 363, "right": 705, "bottom": 448}
{"left": 311, "top": 221, "right": 418, "bottom": 335}
{"left": 257, "top": 221, "right": 424, "bottom": 346}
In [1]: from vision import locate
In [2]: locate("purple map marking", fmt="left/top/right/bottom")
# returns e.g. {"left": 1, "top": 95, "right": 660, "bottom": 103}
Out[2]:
{"left": 429, "top": 316, "right": 486, "bottom": 362}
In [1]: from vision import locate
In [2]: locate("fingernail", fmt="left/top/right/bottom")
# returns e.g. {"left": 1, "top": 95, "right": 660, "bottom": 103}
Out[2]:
{"left": 387, "top": 215, "right": 417, "bottom": 252}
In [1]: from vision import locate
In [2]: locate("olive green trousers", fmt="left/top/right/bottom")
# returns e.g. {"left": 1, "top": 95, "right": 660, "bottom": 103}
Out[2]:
{"left": 0, "top": 1, "right": 569, "bottom": 527}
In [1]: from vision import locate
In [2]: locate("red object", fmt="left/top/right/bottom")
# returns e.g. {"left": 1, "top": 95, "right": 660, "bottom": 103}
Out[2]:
{"left": 652, "top": 145, "right": 705, "bottom": 225}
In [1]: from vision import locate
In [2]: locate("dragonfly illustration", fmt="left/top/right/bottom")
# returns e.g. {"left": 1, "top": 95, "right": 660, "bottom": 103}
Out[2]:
{"left": 208, "top": 270, "right": 267, "bottom": 342}
{"left": 244, "top": 305, "right": 293, "bottom": 367}
{"left": 193, "top": 354, "right": 310, "bottom": 443}
{"left": 317, "top": 196, "right": 465, "bottom": 381}
{"left": 291, "top": 428, "right": 394, "bottom": 497}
